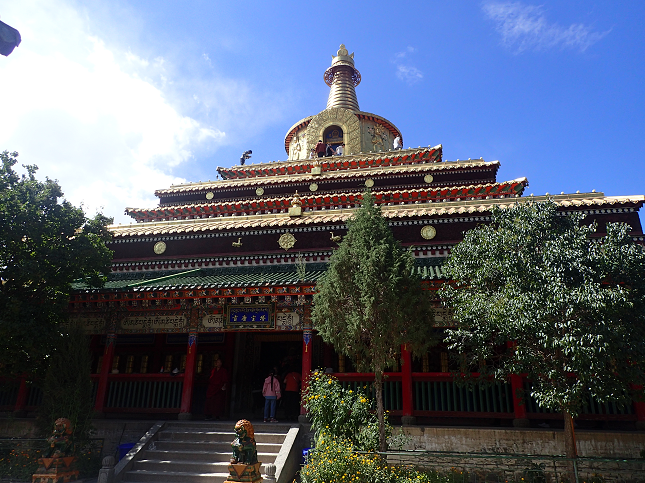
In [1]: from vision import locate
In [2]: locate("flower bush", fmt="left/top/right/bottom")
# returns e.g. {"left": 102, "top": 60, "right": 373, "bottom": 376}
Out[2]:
{"left": 304, "top": 370, "right": 389, "bottom": 452}
{"left": 300, "top": 433, "right": 450, "bottom": 483}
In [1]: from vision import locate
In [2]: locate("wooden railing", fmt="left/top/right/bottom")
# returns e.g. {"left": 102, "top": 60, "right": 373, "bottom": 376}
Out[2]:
{"left": 335, "top": 373, "right": 403, "bottom": 412}
{"left": 413, "top": 373, "right": 514, "bottom": 416}
{"left": 0, "top": 380, "right": 18, "bottom": 410}
{"left": 523, "top": 381, "right": 636, "bottom": 420}
{"left": 90, "top": 374, "right": 183, "bottom": 413}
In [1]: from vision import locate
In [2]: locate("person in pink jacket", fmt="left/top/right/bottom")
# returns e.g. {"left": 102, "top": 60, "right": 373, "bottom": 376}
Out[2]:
{"left": 262, "top": 369, "right": 281, "bottom": 422}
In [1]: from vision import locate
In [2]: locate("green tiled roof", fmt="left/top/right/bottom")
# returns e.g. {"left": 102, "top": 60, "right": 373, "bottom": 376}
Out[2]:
{"left": 73, "top": 259, "right": 447, "bottom": 291}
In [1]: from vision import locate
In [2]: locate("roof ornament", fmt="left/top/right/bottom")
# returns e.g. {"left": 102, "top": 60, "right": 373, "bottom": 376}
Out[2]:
{"left": 311, "top": 158, "right": 322, "bottom": 176}
{"left": 289, "top": 191, "right": 303, "bottom": 217}
{"left": 240, "top": 150, "right": 252, "bottom": 165}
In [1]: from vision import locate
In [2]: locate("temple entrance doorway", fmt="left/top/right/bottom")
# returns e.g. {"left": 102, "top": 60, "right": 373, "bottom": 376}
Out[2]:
{"left": 229, "top": 333, "right": 302, "bottom": 420}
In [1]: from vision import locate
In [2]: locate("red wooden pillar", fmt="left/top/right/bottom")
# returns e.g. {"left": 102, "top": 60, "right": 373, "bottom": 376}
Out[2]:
{"left": 94, "top": 333, "right": 116, "bottom": 415}
{"left": 506, "top": 341, "right": 529, "bottom": 427}
{"left": 510, "top": 374, "right": 529, "bottom": 427}
{"left": 13, "top": 376, "right": 28, "bottom": 417}
{"left": 401, "top": 344, "right": 415, "bottom": 425}
{"left": 300, "top": 305, "right": 313, "bottom": 417}
{"left": 631, "top": 384, "right": 645, "bottom": 430}
{"left": 301, "top": 330, "right": 313, "bottom": 415}
{"left": 179, "top": 332, "right": 198, "bottom": 420}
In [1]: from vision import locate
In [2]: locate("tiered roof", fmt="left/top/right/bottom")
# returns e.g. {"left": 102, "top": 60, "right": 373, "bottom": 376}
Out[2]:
{"left": 114, "top": 192, "right": 643, "bottom": 238}
{"left": 215, "top": 145, "right": 442, "bottom": 181}
{"left": 96, "top": 44, "right": 644, "bottom": 297}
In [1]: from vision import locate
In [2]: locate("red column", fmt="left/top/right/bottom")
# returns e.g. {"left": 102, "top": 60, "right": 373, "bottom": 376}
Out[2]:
{"left": 179, "top": 332, "right": 198, "bottom": 419}
{"left": 301, "top": 329, "right": 312, "bottom": 415}
{"left": 13, "top": 376, "right": 28, "bottom": 417}
{"left": 510, "top": 374, "right": 529, "bottom": 427}
{"left": 94, "top": 333, "right": 116, "bottom": 414}
{"left": 301, "top": 305, "right": 313, "bottom": 417}
{"left": 401, "top": 344, "right": 414, "bottom": 419}
{"left": 631, "top": 384, "right": 645, "bottom": 430}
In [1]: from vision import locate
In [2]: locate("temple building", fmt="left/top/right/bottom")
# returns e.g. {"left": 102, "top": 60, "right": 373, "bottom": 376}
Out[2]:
{"left": 10, "top": 45, "right": 643, "bottom": 426}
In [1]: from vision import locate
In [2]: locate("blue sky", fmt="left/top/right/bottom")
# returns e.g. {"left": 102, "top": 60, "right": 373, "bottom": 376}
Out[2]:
{"left": 1, "top": 1, "right": 643, "bottom": 225}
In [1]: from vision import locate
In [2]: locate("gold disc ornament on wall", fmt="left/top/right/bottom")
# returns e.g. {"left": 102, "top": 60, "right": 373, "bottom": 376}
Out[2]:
{"left": 278, "top": 233, "right": 296, "bottom": 251}
{"left": 256, "top": 187, "right": 265, "bottom": 196}
{"left": 309, "top": 183, "right": 318, "bottom": 192}
{"left": 153, "top": 241, "right": 167, "bottom": 254}
{"left": 365, "top": 178, "right": 374, "bottom": 188}
{"left": 423, "top": 174, "right": 434, "bottom": 184}
{"left": 420, "top": 226, "right": 437, "bottom": 240}
{"left": 205, "top": 191, "right": 214, "bottom": 200}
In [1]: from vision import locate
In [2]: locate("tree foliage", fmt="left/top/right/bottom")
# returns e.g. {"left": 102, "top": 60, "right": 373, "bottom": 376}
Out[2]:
{"left": 312, "top": 191, "right": 435, "bottom": 450}
{"left": 440, "top": 200, "right": 645, "bottom": 458}
{"left": 0, "top": 151, "right": 113, "bottom": 375}
{"left": 37, "top": 323, "right": 94, "bottom": 452}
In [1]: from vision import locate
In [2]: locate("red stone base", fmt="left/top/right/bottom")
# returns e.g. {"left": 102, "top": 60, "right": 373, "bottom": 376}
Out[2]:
{"left": 32, "top": 457, "right": 79, "bottom": 483}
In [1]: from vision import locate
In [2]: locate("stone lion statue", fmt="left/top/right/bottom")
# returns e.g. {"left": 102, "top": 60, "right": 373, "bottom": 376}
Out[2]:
{"left": 230, "top": 419, "right": 258, "bottom": 465}
{"left": 44, "top": 418, "right": 74, "bottom": 458}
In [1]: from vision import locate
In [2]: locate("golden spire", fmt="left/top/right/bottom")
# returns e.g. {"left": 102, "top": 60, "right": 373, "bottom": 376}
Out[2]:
{"left": 324, "top": 44, "right": 361, "bottom": 111}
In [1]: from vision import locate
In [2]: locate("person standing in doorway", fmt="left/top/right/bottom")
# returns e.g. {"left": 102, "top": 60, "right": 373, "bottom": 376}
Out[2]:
{"left": 283, "top": 367, "right": 302, "bottom": 421}
{"left": 205, "top": 357, "right": 228, "bottom": 420}
{"left": 262, "top": 369, "right": 281, "bottom": 422}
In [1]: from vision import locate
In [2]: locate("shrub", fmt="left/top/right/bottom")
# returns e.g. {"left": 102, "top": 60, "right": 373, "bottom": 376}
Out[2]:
{"left": 300, "top": 434, "right": 448, "bottom": 483}
{"left": 304, "top": 370, "right": 389, "bottom": 452}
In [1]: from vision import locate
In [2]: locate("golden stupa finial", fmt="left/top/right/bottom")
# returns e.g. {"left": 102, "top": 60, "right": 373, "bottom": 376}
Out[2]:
{"left": 324, "top": 43, "right": 361, "bottom": 111}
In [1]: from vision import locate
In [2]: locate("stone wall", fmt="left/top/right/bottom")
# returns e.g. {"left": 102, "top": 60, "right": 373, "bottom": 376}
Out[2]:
{"left": 401, "top": 426, "right": 645, "bottom": 458}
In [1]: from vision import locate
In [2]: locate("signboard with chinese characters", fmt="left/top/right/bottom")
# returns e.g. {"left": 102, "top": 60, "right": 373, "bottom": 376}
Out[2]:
{"left": 276, "top": 311, "right": 301, "bottom": 330}
{"left": 225, "top": 305, "right": 273, "bottom": 329}
{"left": 119, "top": 314, "right": 187, "bottom": 333}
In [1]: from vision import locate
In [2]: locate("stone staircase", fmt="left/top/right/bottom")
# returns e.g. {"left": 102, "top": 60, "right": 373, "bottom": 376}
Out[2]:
{"left": 119, "top": 421, "right": 293, "bottom": 483}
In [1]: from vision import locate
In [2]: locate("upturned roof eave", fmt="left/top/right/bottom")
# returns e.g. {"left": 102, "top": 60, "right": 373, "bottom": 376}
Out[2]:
{"left": 110, "top": 192, "right": 644, "bottom": 237}
{"left": 126, "top": 177, "right": 526, "bottom": 216}
{"left": 155, "top": 157, "right": 502, "bottom": 196}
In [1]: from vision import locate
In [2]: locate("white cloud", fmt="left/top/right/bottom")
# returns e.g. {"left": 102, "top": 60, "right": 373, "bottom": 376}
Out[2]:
{"left": 393, "top": 46, "right": 423, "bottom": 85}
{"left": 396, "top": 65, "right": 423, "bottom": 83}
{"left": 0, "top": 0, "right": 226, "bottom": 224}
{"left": 482, "top": 1, "right": 610, "bottom": 53}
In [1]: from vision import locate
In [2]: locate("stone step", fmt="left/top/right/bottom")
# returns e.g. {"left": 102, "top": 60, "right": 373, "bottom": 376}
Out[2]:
{"left": 163, "top": 421, "right": 293, "bottom": 432}
{"left": 152, "top": 440, "right": 283, "bottom": 453}
{"left": 134, "top": 459, "right": 230, "bottom": 473}
{"left": 144, "top": 449, "right": 277, "bottom": 463}
{"left": 121, "top": 469, "right": 229, "bottom": 483}
{"left": 158, "top": 430, "right": 288, "bottom": 444}
{"left": 121, "top": 421, "right": 286, "bottom": 483}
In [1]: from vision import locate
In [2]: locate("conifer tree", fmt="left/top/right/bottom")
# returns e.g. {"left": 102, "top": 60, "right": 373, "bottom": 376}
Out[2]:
{"left": 312, "top": 191, "right": 435, "bottom": 451}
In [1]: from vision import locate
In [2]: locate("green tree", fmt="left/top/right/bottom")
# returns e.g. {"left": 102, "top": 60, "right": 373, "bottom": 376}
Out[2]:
{"left": 312, "top": 191, "right": 435, "bottom": 451}
{"left": 0, "top": 151, "right": 113, "bottom": 375}
{"left": 37, "top": 322, "right": 94, "bottom": 453}
{"left": 440, "top": 200, "right": 645, "bottom": 462}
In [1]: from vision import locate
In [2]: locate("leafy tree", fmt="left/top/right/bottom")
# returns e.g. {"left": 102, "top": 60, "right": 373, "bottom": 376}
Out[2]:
{"left": 440, "top": 200, "right": 645, "bottom": 462}
{"left": 0, "top": 151, "right": 113, "bottom": 375}
{"left": 37, "top": 322, "right": 94, "bottom": 453}
{"left": 312, "top": 191, "right": 435, "bottom": 451}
